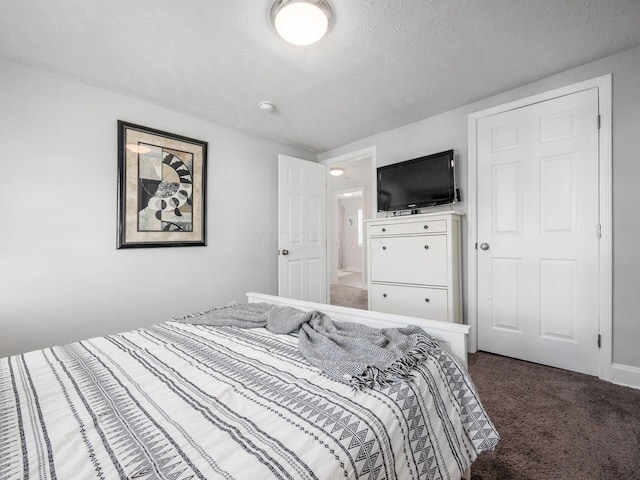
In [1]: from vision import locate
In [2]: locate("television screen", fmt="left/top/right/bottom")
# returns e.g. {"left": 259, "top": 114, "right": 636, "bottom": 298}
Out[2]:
{"left": 377, "top": 150, "right": 455, "bottom": 211}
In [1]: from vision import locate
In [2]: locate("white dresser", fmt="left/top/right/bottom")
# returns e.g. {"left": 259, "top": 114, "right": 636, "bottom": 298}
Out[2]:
{"left": 366, "top": 212, "right": 463, "bottom": 323}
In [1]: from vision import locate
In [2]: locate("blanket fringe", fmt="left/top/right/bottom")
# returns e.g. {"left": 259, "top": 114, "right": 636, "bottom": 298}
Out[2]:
{"left": 349, "top": 335, "right": 436, "bottom": 390}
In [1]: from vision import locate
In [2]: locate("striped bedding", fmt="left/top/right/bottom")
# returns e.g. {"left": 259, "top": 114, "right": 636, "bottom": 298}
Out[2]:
{"left": 0, "top": 320, "right": 498, "bottom": 479}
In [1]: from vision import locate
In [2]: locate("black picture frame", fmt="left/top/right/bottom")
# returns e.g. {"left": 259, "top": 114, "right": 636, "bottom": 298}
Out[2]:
{"left": 117, "top": 121, "right": 207, "bottom": 249}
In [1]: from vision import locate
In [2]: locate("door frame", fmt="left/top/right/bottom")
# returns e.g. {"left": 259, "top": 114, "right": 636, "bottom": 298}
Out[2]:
{"left": 320, "top": 146, "right": 377, "bottom": 298}
{"left": 467, "top": 74, "right": 612, "bottom": 381}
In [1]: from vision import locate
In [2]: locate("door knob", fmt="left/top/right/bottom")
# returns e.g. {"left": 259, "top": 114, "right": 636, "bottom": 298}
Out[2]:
{"left": 480, "top": 243, "right": 490, "bottom": 251}
{"left": 281, "top": 249, "right": 290, "bottom": 255}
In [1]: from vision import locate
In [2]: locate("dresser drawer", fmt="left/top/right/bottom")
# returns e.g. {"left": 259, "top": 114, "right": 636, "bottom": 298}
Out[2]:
{"left": 370, "top": 235, "right": 448, "bottom": 285}
{"left": 369, "top": 219, "right": 446, "bottom": 237}
{"left": 370, "top": 284, "right": 449, "bottom": 322}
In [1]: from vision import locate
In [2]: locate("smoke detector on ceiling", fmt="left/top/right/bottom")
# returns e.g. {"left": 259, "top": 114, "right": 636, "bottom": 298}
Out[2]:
{"left": 258, "top": 101, "right": 276, "bottom": 114}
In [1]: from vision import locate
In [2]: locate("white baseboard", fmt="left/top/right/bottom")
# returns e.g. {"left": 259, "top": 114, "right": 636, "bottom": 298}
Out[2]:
{"left": 609, "top": 363, "right": 640, "bottom": 390}
{"left": 344, "top": 266, "right": 363, "bottom": 273}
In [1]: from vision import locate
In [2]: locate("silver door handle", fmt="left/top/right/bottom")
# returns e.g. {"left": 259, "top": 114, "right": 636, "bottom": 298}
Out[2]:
{"left": 480, "top": 242, "right": 490, "bottom": 251}
{"left": 281, "top": 249, "right": 289, "bottom": 255}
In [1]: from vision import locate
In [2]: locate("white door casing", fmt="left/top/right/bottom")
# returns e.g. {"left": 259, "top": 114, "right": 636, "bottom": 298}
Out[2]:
{"left": 278, "top": 155, "right": 327, "bottom": 303}
{"left": 476, "top": 88, "right": 600, "bottom": 375}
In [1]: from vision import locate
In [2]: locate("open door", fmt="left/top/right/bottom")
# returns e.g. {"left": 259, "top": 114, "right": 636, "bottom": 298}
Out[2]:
{"left": 278, "top": 154, "right": 327, "bottom": 303}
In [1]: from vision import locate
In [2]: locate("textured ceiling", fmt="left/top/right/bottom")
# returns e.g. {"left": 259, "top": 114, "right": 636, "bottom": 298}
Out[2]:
{"left": 1, "top": 0, "right": 640, "bottom": 153}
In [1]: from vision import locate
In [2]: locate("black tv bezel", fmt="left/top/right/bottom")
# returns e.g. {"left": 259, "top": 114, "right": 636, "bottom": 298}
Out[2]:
{"left": 377, "top": 149, "right": 455, "bottom": 212}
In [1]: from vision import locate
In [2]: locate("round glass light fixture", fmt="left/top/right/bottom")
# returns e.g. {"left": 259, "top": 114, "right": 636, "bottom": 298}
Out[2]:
{"left": 329, "top": 167, "right": 344, "bottom": 176}
{"left": 270, "top": 0, "right": 333, "bottom": 46}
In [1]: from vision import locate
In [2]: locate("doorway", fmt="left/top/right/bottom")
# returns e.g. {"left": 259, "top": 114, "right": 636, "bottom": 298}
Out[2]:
{"left": 322, "top": 147, "right": 376, "bottom": 310}
{"left": 331, "top": 188, "right": 367, "bottom": 309}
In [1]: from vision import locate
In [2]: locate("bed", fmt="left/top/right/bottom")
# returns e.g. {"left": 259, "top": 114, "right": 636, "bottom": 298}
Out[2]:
{"left": 0, "top": 293, "right": 498, "bottom": 479}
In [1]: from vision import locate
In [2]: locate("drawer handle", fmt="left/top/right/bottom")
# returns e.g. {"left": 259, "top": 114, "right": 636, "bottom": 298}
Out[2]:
{"left": 382, "top": 228, "right": 386, "bottom": 232}
{"left": 423, "top": 225, "right": 429, "bottom": 230}
{"left": 424, "top": 245, "right": 429, "bottom": 249}
{"left": 383, "top": 293, "right": 387, "bottom": 298}
{"left": 425, "top": 298, "right": 430, "bottom": 303}
{"left": 382, "top": 246, "right": 387, "bottom": 250}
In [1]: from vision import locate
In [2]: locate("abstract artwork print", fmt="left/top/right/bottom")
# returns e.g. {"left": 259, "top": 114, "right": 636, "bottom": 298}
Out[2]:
{"left": 117, "top": 121, "right": 207, "bottom": 248}
{"left": 137, "top": 147, "right": 194, "bottom": 232}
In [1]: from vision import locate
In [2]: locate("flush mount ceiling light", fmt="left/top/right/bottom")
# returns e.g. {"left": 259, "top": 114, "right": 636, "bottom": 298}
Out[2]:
{"left": 329, "top": 167, "right": 344, "bottom": 176}
{"left": 270, "top": 0, "right": 333, "bottom": 46}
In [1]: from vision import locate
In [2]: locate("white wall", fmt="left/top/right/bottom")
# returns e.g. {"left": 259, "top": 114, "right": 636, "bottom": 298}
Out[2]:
{"left": 337, "top": 196, "right": 364, "bottom": 272}
{"left": 0, "top": 59, "right": 312, "bottom": 358}
{"left": 319, "top": 46, "right": 640, "bottom": 369}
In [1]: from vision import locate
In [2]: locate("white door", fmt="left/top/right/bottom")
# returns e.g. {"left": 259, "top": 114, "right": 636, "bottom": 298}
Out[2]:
{"left": 477, "top": 88, "right": 600, "bottom": 375}
{"left": 278, "top": 155, "right": 327, "bottom": 302}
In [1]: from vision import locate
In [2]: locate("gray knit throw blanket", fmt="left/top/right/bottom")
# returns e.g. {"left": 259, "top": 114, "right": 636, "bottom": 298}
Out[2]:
{"left": 175, "top": 302, "right": 440, "bottom": 390}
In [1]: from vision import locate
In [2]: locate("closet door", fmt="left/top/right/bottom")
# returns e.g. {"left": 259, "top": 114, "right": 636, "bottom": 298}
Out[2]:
{"left": 477, "top": 88, "right": 600, "bottom": 376}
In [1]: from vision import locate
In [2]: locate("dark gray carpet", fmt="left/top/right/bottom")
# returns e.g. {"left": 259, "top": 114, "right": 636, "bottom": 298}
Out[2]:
{"left": 467, "top": 352, "right": 640, "bottom": 480}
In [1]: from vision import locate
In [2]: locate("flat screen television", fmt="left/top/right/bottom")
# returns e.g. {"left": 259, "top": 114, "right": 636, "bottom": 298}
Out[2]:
{"left": 377, "top": 149, "right": 455, "bottom": 212}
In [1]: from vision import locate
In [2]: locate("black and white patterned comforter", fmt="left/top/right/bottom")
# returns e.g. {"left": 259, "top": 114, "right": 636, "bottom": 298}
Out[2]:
{"left": 0, "top": 321, "right": 498, "bottom": 479}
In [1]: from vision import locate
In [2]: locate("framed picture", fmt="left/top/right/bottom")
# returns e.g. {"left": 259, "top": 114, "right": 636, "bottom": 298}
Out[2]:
{"left": 117, "top": 121, "right": 207, "bottom": 248}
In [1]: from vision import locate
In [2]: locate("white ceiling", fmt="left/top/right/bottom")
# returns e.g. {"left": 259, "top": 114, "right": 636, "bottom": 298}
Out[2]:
{"left": 1, "top": 0, "right": 639, "bottom": 153}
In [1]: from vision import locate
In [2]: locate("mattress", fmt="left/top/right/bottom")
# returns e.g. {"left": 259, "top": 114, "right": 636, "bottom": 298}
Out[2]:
{"left": 0, "top": 320, "right": 498, "bottom": 479}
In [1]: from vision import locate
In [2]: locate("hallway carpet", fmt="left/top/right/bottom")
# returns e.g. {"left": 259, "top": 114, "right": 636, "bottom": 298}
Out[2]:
{"left": 329, "top": 284, "right": 368, "bottom": 310}
{"left": 467, "top": 352, "right": 640, "bottom": 480}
